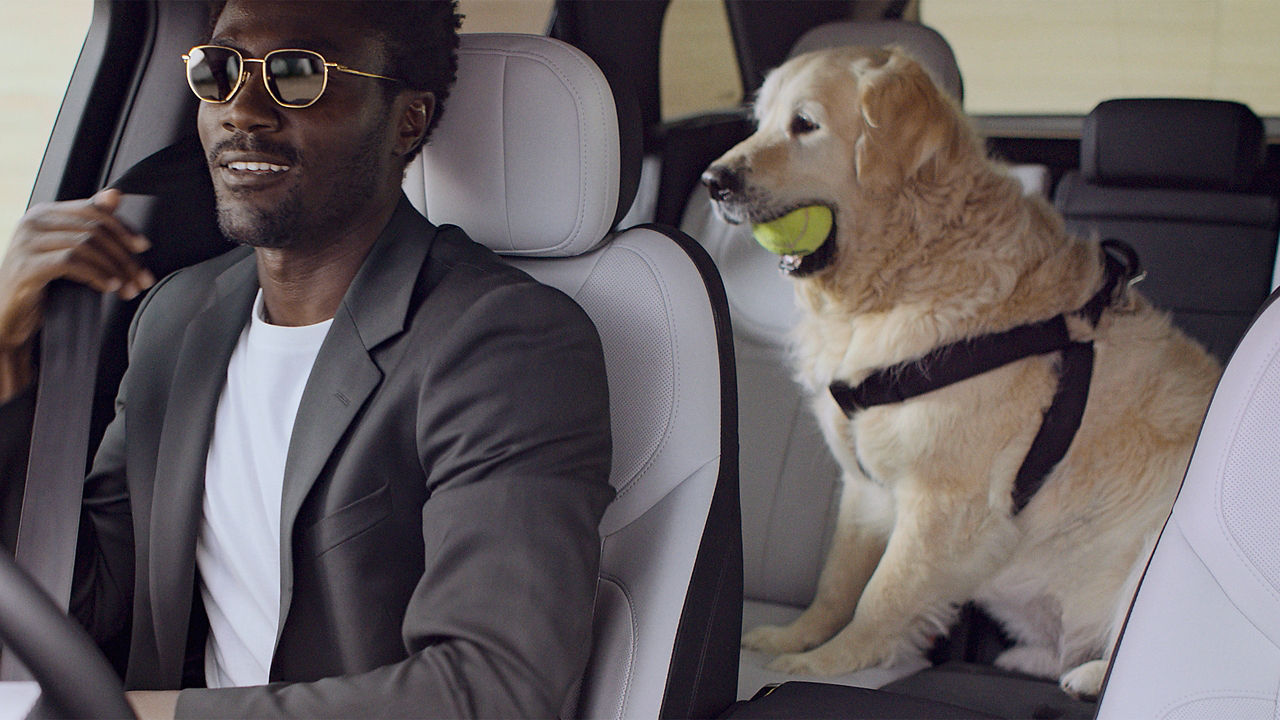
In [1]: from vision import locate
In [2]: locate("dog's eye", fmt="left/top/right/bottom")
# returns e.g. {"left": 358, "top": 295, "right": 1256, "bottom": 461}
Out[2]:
{"left": 790, "top": 114, "right": 819, "bottom": 136}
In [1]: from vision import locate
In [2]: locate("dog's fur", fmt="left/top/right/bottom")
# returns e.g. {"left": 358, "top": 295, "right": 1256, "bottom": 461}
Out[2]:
{"left": 705, "top": 46, "right": 1220, "bottom": 698}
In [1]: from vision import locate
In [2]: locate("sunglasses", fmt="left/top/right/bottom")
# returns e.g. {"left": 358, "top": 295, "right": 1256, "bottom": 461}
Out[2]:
{"left": 182, "top": 45, "right": 403, "bottom": 109}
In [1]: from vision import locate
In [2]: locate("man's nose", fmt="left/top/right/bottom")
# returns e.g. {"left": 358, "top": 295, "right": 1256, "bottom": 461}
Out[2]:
{"left": 219, "top": 68, "right": 281, "bottom": 133}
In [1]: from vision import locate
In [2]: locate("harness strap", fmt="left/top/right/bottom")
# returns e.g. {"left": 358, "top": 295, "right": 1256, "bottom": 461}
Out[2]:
{"left": 827, "top": 240, "right": 1141, "bottom": 515}
{"left": 1082, "top": 239, "right": 1141, "bottom": 325}
{"left": 830, "top": 315, "right": 1072, "bottom": 412}
{"left": 1010, "top": 341, "right": 1093, "bottom": 512}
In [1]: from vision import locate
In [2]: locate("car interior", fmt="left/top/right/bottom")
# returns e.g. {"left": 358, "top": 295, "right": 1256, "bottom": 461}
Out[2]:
{"left": 1, "top": 1, "right": 1278, "bottom": 718}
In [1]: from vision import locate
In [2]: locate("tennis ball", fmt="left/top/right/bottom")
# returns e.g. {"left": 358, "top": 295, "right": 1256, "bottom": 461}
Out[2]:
{"left": 750, "top": 205, "right": 833, "bottom": 256}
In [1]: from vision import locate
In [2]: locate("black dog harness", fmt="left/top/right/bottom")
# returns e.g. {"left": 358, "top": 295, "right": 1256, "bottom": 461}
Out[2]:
{"left": 828, "top": 240, "right": 1143, "bottom": 514}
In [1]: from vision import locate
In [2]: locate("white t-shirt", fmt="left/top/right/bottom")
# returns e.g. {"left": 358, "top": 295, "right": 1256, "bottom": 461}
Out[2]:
{"left": 197, "top": 290, "right": 332, "bottom": 688}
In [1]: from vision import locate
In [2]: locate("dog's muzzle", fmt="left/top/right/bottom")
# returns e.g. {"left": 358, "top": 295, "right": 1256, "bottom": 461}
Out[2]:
{"left": 701, "top": 166, "right": 838, "bottom": 276}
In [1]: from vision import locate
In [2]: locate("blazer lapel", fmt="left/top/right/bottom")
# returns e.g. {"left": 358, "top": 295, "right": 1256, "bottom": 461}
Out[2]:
{"left": 275, "top": 198, "right": 436, "bottom": 636}
{"left": 148, "top": 251, "right": 257, "bottom": 681}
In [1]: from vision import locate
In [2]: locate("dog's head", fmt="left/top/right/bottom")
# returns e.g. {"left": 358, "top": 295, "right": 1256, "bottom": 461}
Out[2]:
{"left": 703, "top": 46, "right": 984, "bottom": 278}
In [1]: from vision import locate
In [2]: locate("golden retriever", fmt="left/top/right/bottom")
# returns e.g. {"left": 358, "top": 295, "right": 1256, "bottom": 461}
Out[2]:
{"left": 703, "top": 46, "right": 1219, "bottom": 698}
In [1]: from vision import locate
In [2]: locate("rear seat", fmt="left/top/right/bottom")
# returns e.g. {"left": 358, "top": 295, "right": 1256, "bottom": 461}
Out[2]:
{"left": 680, "top": 21, "right": 1280, "bottom": 707}
{"left": 1054, "top": 98, "right": 1280, "bottom": 361}
{"left": 677, "top": 20, "right": 976, "bottom": 699}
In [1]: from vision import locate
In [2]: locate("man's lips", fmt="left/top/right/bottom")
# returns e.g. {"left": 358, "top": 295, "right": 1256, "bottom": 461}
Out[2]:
{"left": 226, "top": 160, "right": 291, "bottom": 173}
{"left": 215, "top": 153, "right": 294, "bottom": 189}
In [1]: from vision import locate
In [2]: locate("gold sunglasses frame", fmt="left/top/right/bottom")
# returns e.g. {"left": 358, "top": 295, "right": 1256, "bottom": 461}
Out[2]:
{"left": 181, "top": 45, "right": 403, "bottom": 109}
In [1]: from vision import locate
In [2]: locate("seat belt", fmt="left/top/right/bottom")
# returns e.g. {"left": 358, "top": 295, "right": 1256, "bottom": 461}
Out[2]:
{"left": 0, "top": 140, "right": 223, "bottom": 681}
{"left": 0, "top": 284, "right": 103, "bottom": 682}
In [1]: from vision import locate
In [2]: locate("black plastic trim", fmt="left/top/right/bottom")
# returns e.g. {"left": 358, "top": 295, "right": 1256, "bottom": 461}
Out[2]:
{"left": 30, "top": 0, "right": 153, "bottom": 205}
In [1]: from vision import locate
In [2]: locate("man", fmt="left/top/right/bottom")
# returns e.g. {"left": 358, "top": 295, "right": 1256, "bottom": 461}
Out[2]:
{"left": 0, "top": 1, "right": 613, "bottom": 717}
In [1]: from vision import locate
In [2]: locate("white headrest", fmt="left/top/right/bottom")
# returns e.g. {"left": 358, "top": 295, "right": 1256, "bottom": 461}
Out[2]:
{"left": 789, "top": 20, "right": 964, "bottom": 104}
{"left": 403, "top": 34, "right": 623, "bottom": 257}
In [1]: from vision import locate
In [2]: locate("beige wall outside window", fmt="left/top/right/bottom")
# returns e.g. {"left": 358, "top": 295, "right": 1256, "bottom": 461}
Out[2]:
{"left": 0, "top": 1, "right": 90, "bottom": 252}
{"left": 922, "top": 0, "right": 1280, "bottom": 118}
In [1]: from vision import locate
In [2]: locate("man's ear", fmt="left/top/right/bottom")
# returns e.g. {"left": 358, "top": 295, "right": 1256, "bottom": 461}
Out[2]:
{"left": 396, "top": 91, "right": 435, "bottom": 156}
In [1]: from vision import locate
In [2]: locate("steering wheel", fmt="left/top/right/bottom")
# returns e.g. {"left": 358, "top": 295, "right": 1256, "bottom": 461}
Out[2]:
{"left": 0, "top": 551, "right": 135, "bottom": 719}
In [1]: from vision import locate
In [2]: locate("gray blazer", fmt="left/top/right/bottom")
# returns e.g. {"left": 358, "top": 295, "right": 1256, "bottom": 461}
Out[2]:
{"left": 71, "top": 198, "right": 614, "bottom": 718}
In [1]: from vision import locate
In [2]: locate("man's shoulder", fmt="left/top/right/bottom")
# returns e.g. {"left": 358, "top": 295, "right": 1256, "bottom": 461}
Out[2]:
{"left": 411, "top": 224, "right": 601, "bottom": 345}
{"left": 133, "top": 245, "right": 253, "bottom": 329}
{"left": 149, "top": 245, "right": 252, "bottom": 297}
{"left": 426, "top": 225, "right": 534, "bottom": 285}
{"left": 423, "top": 225, "right": 577, "bottom": 309}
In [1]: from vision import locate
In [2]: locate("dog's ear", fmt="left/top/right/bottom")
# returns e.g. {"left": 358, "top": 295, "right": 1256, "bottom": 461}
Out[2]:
{"left": 852, "top": 48, "right": 970, "bottom": 189}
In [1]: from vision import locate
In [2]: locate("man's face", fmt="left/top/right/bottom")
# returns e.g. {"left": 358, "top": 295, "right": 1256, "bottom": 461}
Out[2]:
{"left": 198, "top": 0, "right": 404, "bottom": 249}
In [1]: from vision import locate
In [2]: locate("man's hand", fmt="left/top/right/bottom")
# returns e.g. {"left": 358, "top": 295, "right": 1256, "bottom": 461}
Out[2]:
{"left": 125, "top": 690, "right": 179, "bottom": 720}
{"left": 0, "top": 188, "right": 154, "bottom": 401}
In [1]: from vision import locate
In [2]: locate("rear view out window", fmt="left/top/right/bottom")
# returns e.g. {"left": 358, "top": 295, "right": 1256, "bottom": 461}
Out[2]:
{"left": 922, "top": 0, "right": 1280, "bottom": 118}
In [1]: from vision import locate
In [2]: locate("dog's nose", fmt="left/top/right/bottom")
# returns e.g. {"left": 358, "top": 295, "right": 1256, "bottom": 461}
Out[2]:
{"left": 702, "top": 165, "right": 743, "bottom": 201}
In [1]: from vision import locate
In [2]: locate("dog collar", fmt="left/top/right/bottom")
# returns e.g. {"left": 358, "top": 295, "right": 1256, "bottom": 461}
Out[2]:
{"left": 827, "top": 239, "right": 1142, "bottom": 514}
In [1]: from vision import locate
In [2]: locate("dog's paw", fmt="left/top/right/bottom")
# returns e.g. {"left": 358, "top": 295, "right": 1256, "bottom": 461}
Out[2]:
{"left": 994, "top": 645, "right": 1059, "bottom": 679}
{"left": 1060, "top": 660, "right": 1107, "bottom": 700}
{"left": 764, "top": 640, "right": 882, "bottom": 676}
{"left": 742, "top": 624, "right": 814, "bottom": 655}
{"left": 766, "top": 650, "right": 845, "bottom": 676}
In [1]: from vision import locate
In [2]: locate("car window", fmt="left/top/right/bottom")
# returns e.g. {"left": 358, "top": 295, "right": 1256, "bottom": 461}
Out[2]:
{"left": 459, "top": 0, "right": 743, "bottom": 122}
{"left": 660, "top": 0, "right": 742, "bottom": 120}
{"left": 0, "top": 0, "right": 91, "bottom": 253}
{"left": 922, "top": 0, "right": 1280, "bottom": 119}
{"left": 457, "top": 0, "right": 552, "bottom": 34}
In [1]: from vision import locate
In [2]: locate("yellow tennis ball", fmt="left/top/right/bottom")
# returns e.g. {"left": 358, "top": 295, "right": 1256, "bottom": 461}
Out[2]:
{"left": 750, "top": 205, "right": 833, "bottom": 256}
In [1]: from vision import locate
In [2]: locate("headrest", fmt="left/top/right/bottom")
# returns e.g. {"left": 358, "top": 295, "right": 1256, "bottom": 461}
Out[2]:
{"left": 788, "top": 20, "right": 964, "bottom": 104}
{"left": 1081, "top": 98, "right": 1265, "bottom": 191}
{"left": 403, "top": 33, "right": 641, "bottom": 257}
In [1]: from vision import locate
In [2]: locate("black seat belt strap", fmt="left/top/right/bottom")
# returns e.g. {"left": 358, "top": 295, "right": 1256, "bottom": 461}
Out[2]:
{"left": 0, "top": 284, "right": 103, "bottom": 682}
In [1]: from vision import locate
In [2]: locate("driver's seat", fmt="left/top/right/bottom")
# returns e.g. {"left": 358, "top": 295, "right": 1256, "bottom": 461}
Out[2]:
{"left": 403, "top": 33, "right": 742, "bottom": 719}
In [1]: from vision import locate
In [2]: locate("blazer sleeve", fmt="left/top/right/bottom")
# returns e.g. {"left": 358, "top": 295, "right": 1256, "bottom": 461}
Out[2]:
{"left": 177, "top": 280, "right": 614, "bottom": 719}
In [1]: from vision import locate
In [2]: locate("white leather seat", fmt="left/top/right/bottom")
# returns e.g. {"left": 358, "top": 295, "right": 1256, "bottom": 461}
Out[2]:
{"left": 679, "top": 20, "right": 970, "bottom": 698}
{"left": 1095, "top": 286, "right": 1280, "bottom": 719}
{"left": 403, "top": 33, "right": 741, "bottom": 719}
{"left": 788, "top": 20, "right": 963, "bottom": 99}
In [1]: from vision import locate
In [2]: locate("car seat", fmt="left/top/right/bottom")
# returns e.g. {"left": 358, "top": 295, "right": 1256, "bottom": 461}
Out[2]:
{"left": 675, "top": 20, "right": 979, "bottom": 699}
{"left": 725, "top": 273, "right": 1280, "bottom": 718}
{"left": 1095, "top": 285, "right": 1280, "bottom": 718}
{"left": 716, "top": 98, "right": 1280, "bottom": 719}
{"left": 722, "top": 0, "right": 904, "bottom": 95}
{"left": 1054, "top": 98, "right": 1280, "bottom": 362}
{"left": 402, "top": 33, "right": 742, "bottom": 719}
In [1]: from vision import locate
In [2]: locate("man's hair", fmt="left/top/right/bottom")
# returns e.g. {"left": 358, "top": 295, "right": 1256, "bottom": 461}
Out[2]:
{"left": 365, "top": 0, "right": 462, "bottom": 155}
{"left": 206, "top": 1, "right": 462, "bottom": 158}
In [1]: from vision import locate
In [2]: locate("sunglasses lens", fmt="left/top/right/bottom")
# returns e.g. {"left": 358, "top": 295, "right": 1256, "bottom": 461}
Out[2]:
{"left": 266, "top": 51, "right": 327, "bottom": 106}
{"left": 187, "top": 46, "right": 241, "bottom": 102}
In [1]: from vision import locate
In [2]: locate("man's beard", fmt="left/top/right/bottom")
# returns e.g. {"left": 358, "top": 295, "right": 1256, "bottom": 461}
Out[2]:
{"left": 211, "top": 130, "right": 383, "bottom": 250}
{"left": 216, "top": 186, "right": 303, "bottom": 249}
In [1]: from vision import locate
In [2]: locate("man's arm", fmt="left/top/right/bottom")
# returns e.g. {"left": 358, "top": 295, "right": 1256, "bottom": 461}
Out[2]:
{"left": 0, "top": 189, "right": 153, "bottom": 547}
{"left": 177, "top": 280, "right": 614, "bottom": 718}
{"left": 0, "top": 189, "right": 154, "bottom": 403}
